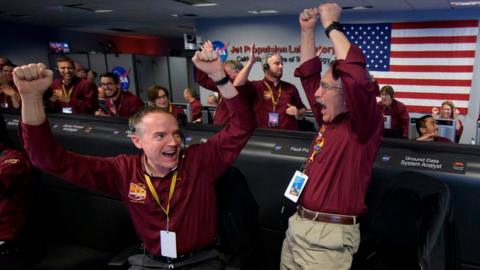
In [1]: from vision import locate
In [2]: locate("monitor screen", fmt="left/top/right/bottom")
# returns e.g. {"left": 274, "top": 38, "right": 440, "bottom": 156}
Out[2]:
{"left": 48, "top": 41, "right": 71, "bottom": 53}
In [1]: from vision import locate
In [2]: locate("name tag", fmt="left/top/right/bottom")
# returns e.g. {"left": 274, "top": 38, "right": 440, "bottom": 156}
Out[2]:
{"left": 383, "top": 115, "right": 391, "bottom": 129}
{"left": 268, "top": 112, "right": 279, "bottom": 127}
{"left": 62, "top": 107, "right": 73, "bottom": 114}
{"left": 284, "top": 170, "right": 309, "bottom": 203}
{"left": 160, "top": 230, "right": 177, "bottom": 258}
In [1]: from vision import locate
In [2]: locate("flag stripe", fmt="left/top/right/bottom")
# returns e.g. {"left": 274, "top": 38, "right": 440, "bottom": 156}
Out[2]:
{"left": 391, "top": 36, "right": 477, "bottom": 44}
{"left": 393, "top": 20, "right": 479, "bottom": 29}
{"left": 390, "top": 50, "right": 476, "bottom": 58}
{"left": 388, "top": 65, "right": 473, "bottom": 72}
{"left": 390, "top": 57, "right": 474, "bottom": 65}
{"left": 404, "top": 105, "right": 468, "bottom": 115}
{"left": 394, "top": 92, "right": 470, "bottom": 100}
{"left": 391, "top": 43, "right": 477, "bottom": 51}
{"left": 372, "top": 71, "right": 472, "bottom": 80}
{"left": 370, "top": 84, "right": 471, "bottom": 94}
{"left": 375, "top": 78, "right": 471, "bottom": 87}
{"left": 397, "top": 98, "right": 469, "bottom": 107}
{"left": 392, "top": 27, "right": 479, "bottom": 37}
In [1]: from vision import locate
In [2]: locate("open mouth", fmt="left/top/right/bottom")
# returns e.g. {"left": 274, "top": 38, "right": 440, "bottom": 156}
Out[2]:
{"left": 162, "top": 150, "right": 177, "bottom": 158}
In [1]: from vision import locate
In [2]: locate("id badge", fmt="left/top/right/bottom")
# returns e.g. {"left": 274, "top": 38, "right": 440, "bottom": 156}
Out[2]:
{"left": 160, "top": 230, "right": 177, "bottom": 258}
{"left": 268, "top": 112, "right": 279, "bottom": 127}
{"left": 62, "top": 107, "right": 73, "bottom": 114}
{"left": 284, "top": 170, "right": 309, "bottom": 203}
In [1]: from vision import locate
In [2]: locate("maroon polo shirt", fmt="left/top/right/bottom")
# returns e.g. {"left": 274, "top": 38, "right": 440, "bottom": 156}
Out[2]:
{"left": 247, "top": 79, "right": 306, "bottom": 130}
{"left": 294, "top": 45, "right": 383, "bottom": 216}
{"left": 0, "top": 146, "right": 35, "bottom": 240}
{"left": 190, "top": 99, "right": 202, "bottom": 122}
{"left": 434, "top": 136, "right": 453, "bottom": 143}
{"left": 105, "top": 91, "right": 144, "bottom": 118}
{"left": 21, "top": 94, "right": 254, "bottom": 256}
{"left": 47, "top": 77, "right": 98, "bottom": 114}
{"left": 169, "top": 104, "right": 186, "bottom": 122}
{"left": 378, "top": 98, "right": 409, "bottom": 137}
{"left": 195, "top": 69, "right": 229, "bottom": 126}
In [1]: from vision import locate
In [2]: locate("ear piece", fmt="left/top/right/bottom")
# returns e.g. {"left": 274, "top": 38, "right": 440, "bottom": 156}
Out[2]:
{"left": 262, "top": 54, "right": 272, "bottom": 72}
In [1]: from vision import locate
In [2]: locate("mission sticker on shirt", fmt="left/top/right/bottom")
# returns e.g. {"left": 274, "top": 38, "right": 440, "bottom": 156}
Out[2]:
{"left": 128, "top": 182, "right": 147, "bottom": 203}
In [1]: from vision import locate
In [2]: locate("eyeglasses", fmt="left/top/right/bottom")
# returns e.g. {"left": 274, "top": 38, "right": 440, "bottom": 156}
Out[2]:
{"left": 319, "top": 81, "right": 342, "bottom": 91}
{"left": 100, "top": 82, "right": 115, "bottom": 87}
{"left": 156, "top": 94, "right": 168, "bottom": 100}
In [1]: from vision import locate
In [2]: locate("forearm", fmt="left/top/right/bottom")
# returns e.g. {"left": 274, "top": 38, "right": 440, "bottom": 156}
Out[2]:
{"left": 233, "top": 61, "right": 254, "bottom": 87}
{"left": 329, "top": 29, "right": 350, "bottom": 61}
{"left": 300, "top": 28, "right": 317, "bottom": 65}
{"left": 209, "top": 71, "right": 238, "bottom": 99}
{"left": 296, "top": 108, "right": 306, "bottom": 119}
{"left": 21, "top": 96, "right": 46, "bottom": 125}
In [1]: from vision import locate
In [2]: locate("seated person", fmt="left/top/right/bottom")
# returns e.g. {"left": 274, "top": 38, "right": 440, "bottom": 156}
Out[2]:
{"left": 207, "top": 94, "right": 218, "bottom": 106}
{"left": 13, "top": 40, "right": 254, "bottom": 269}
{"left": 45, "top": 56, "right": 98, "bottom": 114}
{"left": 0, "top": 72, "right": 20, "bottom": 110}
{"left": 95, "top": 72, "right": 144, "bottom": 118}
{"left": 415, "top": 115, "right": 453, "bottom": 143}
{"left": 183, "top": 88, "right": 202, "bottom": 123}
{"left": 432, "top": 100, "right": 463, "bottom": 143}
{"left": 0, "top": 114, "right": 36, "bottom": 266}
{"left": 377, "top": 85, "right": 408, "bottom": 138}
{"left": 147, "top": 85, "right": 186, "bottom": 124}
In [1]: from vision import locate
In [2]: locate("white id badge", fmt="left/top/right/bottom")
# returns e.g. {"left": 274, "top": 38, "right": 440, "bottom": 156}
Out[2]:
{"left": 268, "top": 112, "right": 279, "bottom": 127}
{"left": 284, "top": 170, "right": 309, "bottom": 203}
{"left": 160, "top": 230, "right": 177, "bottom": 258}
{"left": 62, "top": 107, "right": 73, "bottom": 114}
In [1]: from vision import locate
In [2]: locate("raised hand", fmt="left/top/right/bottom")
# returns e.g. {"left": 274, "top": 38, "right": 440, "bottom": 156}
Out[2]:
{"left": 318, "top": 3, "right": 342, "bottom": 29}
{"left": 14, "top": 63, "right": 53, "bottom": 99}
{"left": 299, "top": 8, "right": 319, "bottom": 30}
{"left": 248, "top": 43, "right": 257, "bottom": 64}
{"left": 286, "top": 103, "right": 298, "bottom": 116}
{"left": 192, "top": 41, "right": 225, "bottom": 80}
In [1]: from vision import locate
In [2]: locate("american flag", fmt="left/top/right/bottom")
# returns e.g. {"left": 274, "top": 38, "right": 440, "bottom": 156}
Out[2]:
{"left": 343, "top": 20, "right": 478, "bottom": 114}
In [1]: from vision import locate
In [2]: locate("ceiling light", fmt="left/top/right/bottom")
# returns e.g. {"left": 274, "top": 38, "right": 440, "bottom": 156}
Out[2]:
{"left": 95, "top": 9, "right": 113, "bottom": 13}
{"left": 248, "top": 10, "right": 279, "bottom": 14}
{"left": 342, "top": 5, "right": 373, "bottom": 10}
{"left": 171, "top": 14, "right": 179, "bottom": 17}
{"left": 193, "top": 3, "right": 218, "bottom": 6}
{"left": 450, "top": 1, "right": 480, "bottom": 6}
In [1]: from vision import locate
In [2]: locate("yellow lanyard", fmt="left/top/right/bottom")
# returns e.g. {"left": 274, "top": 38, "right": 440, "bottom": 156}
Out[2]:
{"left": 168, "top": 104, "right": 172, "bottom": 113}
{"left": 308, "top": 125, "right": 326, "bottom": 162}
{"left": 263, "top": 81, "right": 282, "bottom": 112}
{"left": 145, "top": 171, "right": 178, "bottom": 230}
{"left": 62, "top": 85, "right": 74, "bottom": 103}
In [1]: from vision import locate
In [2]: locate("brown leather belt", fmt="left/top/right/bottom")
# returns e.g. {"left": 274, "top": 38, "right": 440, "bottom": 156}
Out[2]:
{"left": 297, "top": 206, "right": 358, "bottom": 225}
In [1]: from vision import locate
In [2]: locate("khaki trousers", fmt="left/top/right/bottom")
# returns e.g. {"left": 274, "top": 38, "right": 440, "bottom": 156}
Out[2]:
{"left": 280, "top": 212, "right": 360, "bottom": 270}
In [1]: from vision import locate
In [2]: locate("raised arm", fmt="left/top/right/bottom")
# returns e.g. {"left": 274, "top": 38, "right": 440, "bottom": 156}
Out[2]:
{"left": 299, "top": 8, "right": 319, "bottom": 65}
{"left": 233, "top": 44, "right": 256, "bottom": 87}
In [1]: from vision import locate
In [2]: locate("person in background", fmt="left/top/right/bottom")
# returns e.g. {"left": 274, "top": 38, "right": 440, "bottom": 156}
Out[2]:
{"left": 46, "top": 56, "right": 98, "bottom": 114}
{"left": 0, "top": 72, "right": 20, "bottom": 109}
{"left": 280, "top": 4, "right": 383, "bottom": 269}
{"left": 432, "top": 100, "right": 463, "bottom": 143}
{"left": 85, "top": 69, "right": 98, "bottom": 85}
{"left": 0, "top": 114, "right": 37, "bottom": 268}
{"left": 415, "top": 114, "right": 453, "bottom": 143}
{"left": 183, "top": 87, "right": 202, "bottom": 123}
{"left": 74, "top": 61, "right": 87, "bottom": 79}
{"left": 234, "top": 44, "right": 307, "bottom": 130}
{"left": 147, "top": 85, "right": 186, "bottom": 123}
{"left": 195, "top": 60, "right": 245, "bottom": 125}
{"left": 207, "top": 94, "right": 218, "bottom": 106}
{"left": 14, "top": 40, "right": 254, "bottom": 270}
{"left": 94, "top": 72, "right": 144, "bottom": 118}
{"left": 377, "top": 85, "right": 409, "bottom": 138}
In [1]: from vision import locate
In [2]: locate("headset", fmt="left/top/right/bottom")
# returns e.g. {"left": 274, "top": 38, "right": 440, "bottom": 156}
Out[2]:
{"left": 262, "top": 54, "right": 274, "bottom": 72}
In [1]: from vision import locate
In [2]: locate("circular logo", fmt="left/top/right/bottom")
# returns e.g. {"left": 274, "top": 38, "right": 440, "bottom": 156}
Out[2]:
{"left": 111, "top": 66, "right": 129, "bottom": 90}
{"left": 212, "top": 41, "right": 228, "bottom": 62}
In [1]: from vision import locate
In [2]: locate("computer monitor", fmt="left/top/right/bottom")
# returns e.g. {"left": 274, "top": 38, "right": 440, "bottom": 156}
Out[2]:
{"left": 201, "top": 105, "right": 216, "bottom": 124}
{"left": 408, "top": 117, "right": 419, "bottom": 140}
{"left": 436, "top": 119, "right": 456, "bottom": 142}
{"left": 171, "top": 103, "right": 192, "bottom": 123}
{"left": 48, "top": 41, "right": 71, "bottom": 53}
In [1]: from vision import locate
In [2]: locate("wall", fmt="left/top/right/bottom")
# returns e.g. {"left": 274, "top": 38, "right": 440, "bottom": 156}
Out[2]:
{"left": 196, "top": 8, "right": 480, "bottom": 144}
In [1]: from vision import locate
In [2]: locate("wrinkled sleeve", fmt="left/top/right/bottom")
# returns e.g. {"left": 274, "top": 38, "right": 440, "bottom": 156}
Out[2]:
{"left": 294, "top": 58, "right": 323, "bottom": 125}
{"left": 21, "top": 121, "right": 123, "bottom": 197}
{"left": 70, "top": 82, "right": 98, "bottom": 114}
{"left": 195, "top": 68, "right": 219, "bottom": 92}
{"left": 333, "top": 45, "right": 382, "bottom": 142}
{"left": 188, "top": 94, "right": 254, "bottom": 184}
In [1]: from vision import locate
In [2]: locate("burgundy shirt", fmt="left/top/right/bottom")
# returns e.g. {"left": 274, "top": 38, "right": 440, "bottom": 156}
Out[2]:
{"left": 0, "top": 146, "right": 35, "bottom": 240}
{"left": 378, "top": 99, "right": 409, "bottom": 137}
{"left": 195, "top": 69, "right": 229, "bottom": 125}
{"left": 169, "top": 104, "right": 186, "bottom": 121}
{"left": 294, "top": 45, "right": 383, "bottom": 216}
{"left": 247, "top": 79, "right": 306, "bottom": 130}
{"left": 21, "top": 94, "right": 254, "bottom": 256}
{"left": 434, "top": 136, "right": 454, "bottom": 143}
{"left": 190, "top": 99, "right": 202, "bottom": 123}
{"left": 47, "top": 77, "right": 98, "bottom": 114}
{"left": 105, "top": 91, "right": 144, "bottom": 118}
{"left": 455, "top": 119, "right": 463, "bottom": 143}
